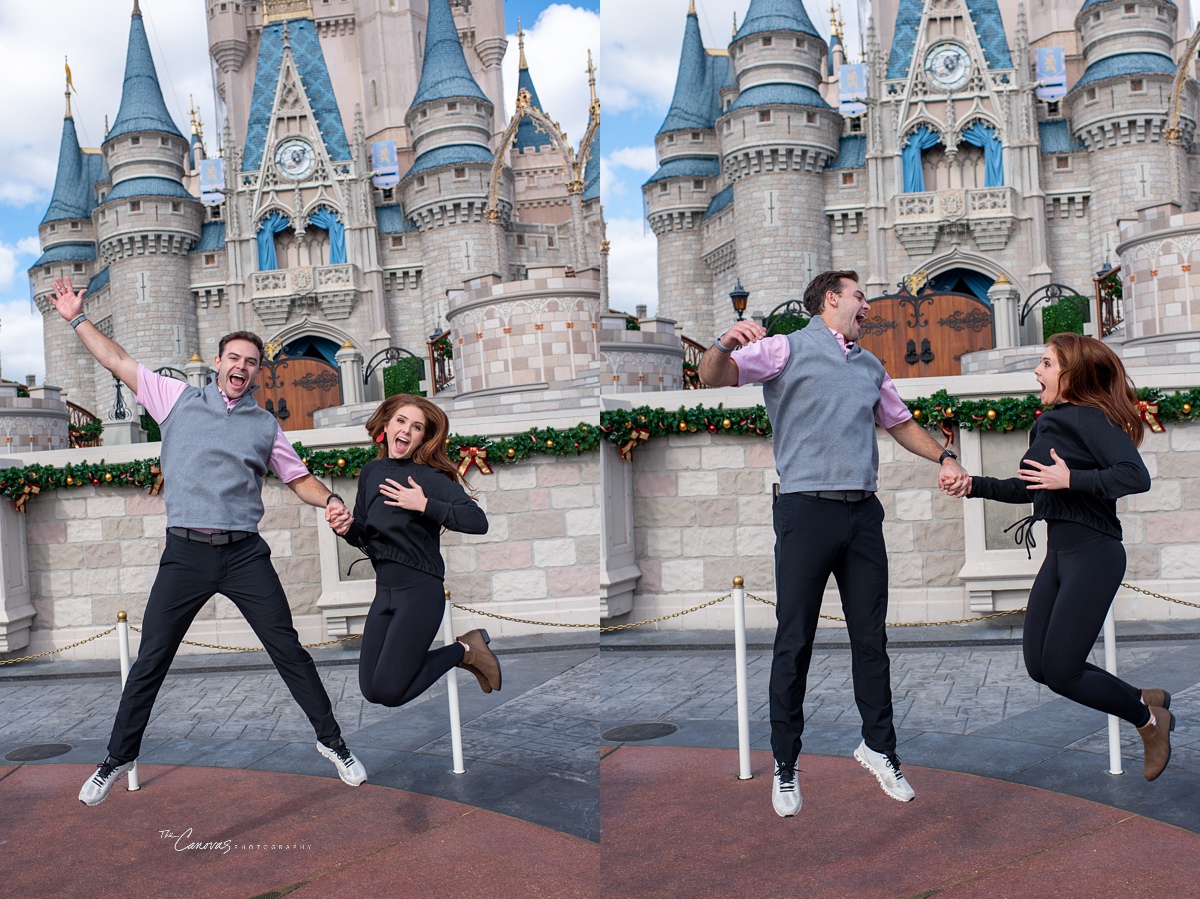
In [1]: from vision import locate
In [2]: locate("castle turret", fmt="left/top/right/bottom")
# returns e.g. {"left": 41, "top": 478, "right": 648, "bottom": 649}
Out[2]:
{"left": 92, "top": 2, "right": 202, "bottom": 410}
{"left": 401, "top": 0, "right": 501, "bottom": 345}
{"left": 1065, "top": 0, "right": 1189, "bottom": 273}
{"left": 31, "top": 84, "right": 105, "bottom": 408}
{"left": 719, "top": 0, "right": 841, "bottom": 316}
{"left": 644, "top": 2, "right": 725, "bottom": 339}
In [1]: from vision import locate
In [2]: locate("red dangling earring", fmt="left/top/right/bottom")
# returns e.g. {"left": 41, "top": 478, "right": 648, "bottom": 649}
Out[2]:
{"left": 375, "top": 432, "right": 385, "bottom": 443}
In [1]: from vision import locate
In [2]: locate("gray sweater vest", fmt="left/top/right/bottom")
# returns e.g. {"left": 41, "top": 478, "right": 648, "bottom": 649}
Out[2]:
{"left": 159, "top": 382, "right": 279, "bottom": 530}
{"left": 762, "top": 317, "right": 886, "bottom": 493}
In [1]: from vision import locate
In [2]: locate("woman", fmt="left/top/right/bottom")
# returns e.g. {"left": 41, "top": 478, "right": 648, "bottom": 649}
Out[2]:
{"left": 328, "top": 394, "right": 502, "bottom": 707}
{"left": 952, "top": 333, "right": 1174, "bottom": 780}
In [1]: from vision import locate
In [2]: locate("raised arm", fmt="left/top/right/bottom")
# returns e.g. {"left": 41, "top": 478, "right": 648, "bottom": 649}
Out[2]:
{"left": 47, "top": 277, "right": 138, "bottom": 391}
{"left": 698, "top": 321, "right": 767, "bottom": 388}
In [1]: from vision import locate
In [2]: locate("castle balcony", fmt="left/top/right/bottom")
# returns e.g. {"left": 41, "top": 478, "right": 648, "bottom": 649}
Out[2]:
{"left": 893, "top": 187, "right": 1017, "bottom": 256}
{"left": 249, "top": 263, "right": 360, "bottom": 327}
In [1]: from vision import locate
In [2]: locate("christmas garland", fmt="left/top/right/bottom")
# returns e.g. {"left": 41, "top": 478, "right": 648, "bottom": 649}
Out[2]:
{"left": 597, "top": 387, "right": 1200, "bottom": 457}
{"left": 0, "top": 423, "right": 601, "bottom": 510}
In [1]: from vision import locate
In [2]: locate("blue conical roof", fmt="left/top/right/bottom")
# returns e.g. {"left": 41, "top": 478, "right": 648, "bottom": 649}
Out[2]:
{"left": 411, "top": 0, "right": 488, "bottom": 108}
{"left": 734, "top": 0, "right": 821, "bottom": 41}
{"left": 659, "top": 10, "right": 721, "bottom": 134}
{"left": 108, "top": 7, "right": 183, "bottom": 140}
{"left": 582, "top": 125, "right": 599, "bottom": 201}
{"left": 514, "top": 64, "right": 554, "bottom": 151}
{"left": 42, "top": 116, "right": 94, "bottom": 224}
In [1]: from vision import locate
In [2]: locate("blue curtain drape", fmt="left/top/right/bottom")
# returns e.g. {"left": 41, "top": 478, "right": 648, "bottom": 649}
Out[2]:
{"left": 308, "top": 207, "right": 347, "bottom": 265}
{"left": 960, "top": 122, "right": 1004, "bottom": 187}
{"left": 283, "top": 335, "right": 340, "bottom": 367}
{"left": 902, "top": 126, "right": 942, "bottom": 193}
{"left": 256, "top": 212, "right": 292, "bottom": 271}
{"left": 930, "top": 268, "right": 995, "bottom": 303}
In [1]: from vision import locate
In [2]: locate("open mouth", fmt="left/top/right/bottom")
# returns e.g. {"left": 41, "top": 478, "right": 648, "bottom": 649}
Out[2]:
{"left": 228, "top": 372, "right": 247, "bottom": 391}
{"left": 393, "top": 434, "right": 411, "bottom": 456}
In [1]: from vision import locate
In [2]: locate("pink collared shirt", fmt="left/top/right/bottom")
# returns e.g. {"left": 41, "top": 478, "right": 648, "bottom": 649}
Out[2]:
{"left": 136, "top": 364, "right": 310, "bottom": 483}
{"left": 732, "top": 331, "right": 912, "bottom": 429}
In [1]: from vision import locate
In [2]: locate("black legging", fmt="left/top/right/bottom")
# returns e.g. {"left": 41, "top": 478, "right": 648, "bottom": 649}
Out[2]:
{"left": 359, "top": 561, "right": 466, "bottom": 707}
{"left": 1024, "top": 521, "right": 1151, "bottom": 728}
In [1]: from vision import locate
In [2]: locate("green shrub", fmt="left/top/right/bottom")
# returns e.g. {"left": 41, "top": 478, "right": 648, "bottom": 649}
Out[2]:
{"left": 625, "top": 317, "right": 641, "bottom": 331}
{"left": 766, "top": 313, "right": 810, "bottom": 336}
{"left": 1042, "top": 299, "right": 1086, "bottom": 341}
{"left": 140, "top": 411, "right": 161, "bottom": 443}
{"left": 383, "top": 356, "right": 425, "bottom": 397}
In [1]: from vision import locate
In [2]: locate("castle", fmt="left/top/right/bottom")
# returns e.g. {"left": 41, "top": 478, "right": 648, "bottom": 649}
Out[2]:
{"left": 29, "top": 0, "right": 602, "bottom": 427}
{"left": 647, "top": 0, "right": 1200, "bottom": 361}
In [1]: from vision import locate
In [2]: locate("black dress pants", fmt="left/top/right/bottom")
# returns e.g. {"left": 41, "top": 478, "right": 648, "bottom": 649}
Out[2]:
{"left": 769, "top": 492, "right": 897, "bottom": 764}
{"left": 107, "top": 533, "right": 341, "bottom": 761}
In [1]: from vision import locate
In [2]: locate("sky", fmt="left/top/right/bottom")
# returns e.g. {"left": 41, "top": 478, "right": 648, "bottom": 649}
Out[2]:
{"left": 0, "top": 0, "right": 598, "bottom": 386}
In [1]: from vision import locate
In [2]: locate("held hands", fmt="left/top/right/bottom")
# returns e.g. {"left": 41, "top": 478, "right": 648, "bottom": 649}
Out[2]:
{"left": 48, "top": 276, "right": 87, "bottom": 323}
{"left": 325, "top": 499, "right": 352, "bottom": 535}
{"left": 380, "top": 476, "right": 428, "bottom": 513}
{"left": 939, "top": 458, "right": 972, "bottom": 497}
{"left": 1019, "top": 448, "right": 1071, "bottom": 491}
{"left": 718, "top": 320, "right": 767, "bottom": 350}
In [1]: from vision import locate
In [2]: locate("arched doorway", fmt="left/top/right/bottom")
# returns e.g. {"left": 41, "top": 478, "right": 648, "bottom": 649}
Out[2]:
{"left": 255, "top": 335, "right": 343, "bottom": 431}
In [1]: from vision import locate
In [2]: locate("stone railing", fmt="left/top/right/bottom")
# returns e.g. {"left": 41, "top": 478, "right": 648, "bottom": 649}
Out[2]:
{"left": 250, "top": 263, "right": 360, "bottom": 326}
{"left": 894, "top": 187, "right": 1016, "bottom": 255}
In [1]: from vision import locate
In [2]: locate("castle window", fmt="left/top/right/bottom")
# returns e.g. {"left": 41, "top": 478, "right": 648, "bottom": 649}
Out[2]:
{"left": 693, "top": 179, "right": 705, "bottom": 190}
{"left": 382, "top": 187, "right": 394, "bottom": 201}
{"left": 390, "top": 236, "right": 405, "bottom": 248}
{"left": 420, "top": 109, "right": 428, "bottom": 119}
{"left": 221, "top": 3, "right": 227, "bottom": 11}
{"left": 48, "top": 223, "right": 55, "bottom": 232}
{"left": 417, "top": 175, "right": 426, "bottom": 188}
{"left": 666, "top": 134, "right": 675, "bottom": 143}
{"left": 691, "top": 131, "right": 702, "bottom": 141}
{"left": 842, "top": 173, "right": 855, "bottom": 185}
{"left": 161, "top": 137, "right": 170, "bottom": 146}
{"left": 1085, "top": 88, "right": 1097, "bottom": 102}
{"left": 1092, "top": 11, "right": 1100, "bottom": 21}
{"left": 210, "top": 205, "right": 222, "bottom": 220}
{"left": 130, "top": 136, "right": 140, "bottom": 146}
{"left": 1055, "top": 156, "right": 1070, "bottom": 170}
{"left": 761, "top": 36, "right": 772, "bottom": 47}
{"left": 129, "top": 201, "right": 142, "bottom": 212}
{"left": 43, "top": 266, "right": 50, "bottom": 276}
{"left": 204, "top": 253, "right": 217, "bottom": 265}
{"left": 73, "top": 263, "right": 84, "bottom": 273}
{"left": 849, "top": 117, "right": 862, "bottom": 133}
{"left": 1130, "top": 79, "right": 1144, "bottom": 92}
{"left": 454, "top": 167, "right": 466, "bottom": 179}
{"left": 517, "top": 234, "right": 526, "bottom": 245}
{"left": 171, "top": 201, "right": 182, "bottom": 212}
{"left": 759, "top": 110, "right": 772, "bottom": 123}
{"left": 1123, "top": 3, "right": 1135, "bottom": 13}
{"left": 660, "top": 182, "right": 669, "bottom": 192}
{"left": 70, "top": 220, "right": 80, "bottom": 229}
{"left": 235, "top": 3, "right": 240, "bottom": 10}
{"left": 806, "top": 112, "right": 818, "bottom": 124}
{"left": 447, "top": 101, "right": 458, "bottom": 112}
{"left": 547, "top": 235, "right": 556, "bottom": 247}
{"left": 1046, "top": 101, "right": 1060, "bottom": 117}
{"left": 99, "top": 210, "right": 106, "bottom": 221}
{"left": 371, "top": 80, "right": 378, "bottom": 106}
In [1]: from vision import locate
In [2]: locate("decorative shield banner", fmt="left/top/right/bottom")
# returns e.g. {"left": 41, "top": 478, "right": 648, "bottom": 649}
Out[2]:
{"left": 199, "top": 158, "right": 225, "bottom": 205}
{"left": 1035, "top": 47, "right": 1066, "bottom": 102}
{"left": 370, "top": 140, "right": 400, "bottom": 187}
{"left": 839, "top": 64, "right": 867, "bottom": 116}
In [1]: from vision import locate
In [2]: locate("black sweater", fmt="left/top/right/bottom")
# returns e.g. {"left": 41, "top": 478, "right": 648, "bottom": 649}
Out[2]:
{"left": 969, "top": 403, "right": 1150, "bottom": 540}
{"left": 341, "top": 458, "right": 488, "bottom": 578}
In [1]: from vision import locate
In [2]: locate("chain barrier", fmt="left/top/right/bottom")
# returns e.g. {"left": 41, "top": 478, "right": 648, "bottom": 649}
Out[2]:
{"left": 2, "top": 581, "right": 1198, "bottom": 667}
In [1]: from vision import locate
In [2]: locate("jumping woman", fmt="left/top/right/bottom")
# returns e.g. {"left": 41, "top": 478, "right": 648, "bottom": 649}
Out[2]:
{"left": 952, "top": 333, "right": 1174, "bottom": 779}
{"left": 327, "top": 394, "right": 502, "bottom": 707}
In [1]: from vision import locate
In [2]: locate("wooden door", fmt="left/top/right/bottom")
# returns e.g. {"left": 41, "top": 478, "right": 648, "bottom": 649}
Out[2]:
{"left": 255, "top": 356, "right": 343, "bottom": 431}
{"left": 857, "top": 287, "right": 994, "bottom": 378}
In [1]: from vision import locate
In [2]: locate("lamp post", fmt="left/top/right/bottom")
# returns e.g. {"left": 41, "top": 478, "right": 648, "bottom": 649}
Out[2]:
{"left": 729, "top": 281, "right": 749, "bottom": 322}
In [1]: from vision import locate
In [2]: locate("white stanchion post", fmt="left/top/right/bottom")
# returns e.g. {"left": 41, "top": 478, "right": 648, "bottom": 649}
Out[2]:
{"left": 116, "top": 611, "right": 140, "bottom": 792}
{"left": 732, "top": 576, "right": 753, "bottom": 781}
{"left": 1103, "top": 607, "right": 1123, "bottom": 775}
{"left": 442, "top": 588, "right": 466, "bottom": 775}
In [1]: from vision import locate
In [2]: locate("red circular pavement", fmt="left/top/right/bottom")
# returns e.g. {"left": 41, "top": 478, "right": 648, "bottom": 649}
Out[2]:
{"left": 0, "top": 764, "right": 596, "bottom": 898}
{"left": 601, "top": 745, "right": 1200, "bottom": 899}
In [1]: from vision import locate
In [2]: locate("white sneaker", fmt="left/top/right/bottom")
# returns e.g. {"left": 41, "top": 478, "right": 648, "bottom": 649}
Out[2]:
{"left": 854, "top": 741, "right": 915, "bottom": 802}
{"left": 772, "top": 760, "right": 802, "bottom": 817}
{"left": 78, "top": 755, "right": 136, "bottom": 806}
{"left": 317, "top": 740, "right": 367, "bottom": 786}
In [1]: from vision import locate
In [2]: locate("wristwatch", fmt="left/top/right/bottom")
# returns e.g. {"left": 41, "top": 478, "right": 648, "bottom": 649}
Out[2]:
{"left": 714, "top": 337, "right": 735, "bottom": 354}
{"left": 938, "top": 449, "right": 958, "bottom": 464}
{"left": 325, "top": 493, "right": 344, "bottom": 507}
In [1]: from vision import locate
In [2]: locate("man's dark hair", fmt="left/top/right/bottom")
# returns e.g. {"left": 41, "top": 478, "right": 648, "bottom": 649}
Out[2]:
{"left": 217, "top": 331, "right": 265, "bottom": 361}
{"left": 802, "top": 270, "right": 859, "bottom": 317}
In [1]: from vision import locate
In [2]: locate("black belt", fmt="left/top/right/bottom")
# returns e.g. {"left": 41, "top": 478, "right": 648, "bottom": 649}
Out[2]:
{"left": 167, "top": 527, "right": 254, "bottom": 545}
{"left": 796, "top": 490, "right": 874, "bottom": 503}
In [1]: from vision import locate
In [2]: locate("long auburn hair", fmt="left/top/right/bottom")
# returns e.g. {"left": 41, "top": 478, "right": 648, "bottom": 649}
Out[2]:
{"left": 365, "top": 394, "right": 462, "bottom": 483}
{"left": 1047, "top": 333, "right": 1144, "bottom": 447}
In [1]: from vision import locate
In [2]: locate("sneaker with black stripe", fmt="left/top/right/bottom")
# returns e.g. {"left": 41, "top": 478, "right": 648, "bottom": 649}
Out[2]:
{"left": 78, "top": 755, "right": 136, "bottom": 806}
{"left": 317, "top": 739, "right": 367, "bottom": 786}
{"left": 772, "top": 759, "right": 802, "bottom": 817}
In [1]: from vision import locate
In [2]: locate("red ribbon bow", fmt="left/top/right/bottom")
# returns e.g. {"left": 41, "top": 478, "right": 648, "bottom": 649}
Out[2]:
{"left": 14, "top": 483, "right": 40, "bottom": 513}
{"left": 619, "top": 427, "right": 650, "bottom": 461}
{"left": 148, "top": 464, "right": 165, "bottom": 496}
{"left": 1137, "top": 401, "right": 1165, "bottom": 433}
{"left": 457, "top": 446, "right": 493, "bottom": 476}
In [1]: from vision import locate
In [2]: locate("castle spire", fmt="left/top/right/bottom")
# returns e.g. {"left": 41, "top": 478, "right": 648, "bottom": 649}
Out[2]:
{"left": 658, "top": 2, "right": 715, "bottom": 134}
{"left": 513, "top": 28, "right": 554, "bottom": 151}
{"left": 517, "top": 18, "right": 528, "bottom": 70}
{"left": 64, "top": 57, "right": 74, "bottom": 119}
{"left": 410, "top": 0, "right": 488, "bottom": 108}
{"left": 108, "top": 0, "right": 183, "bottom": 140}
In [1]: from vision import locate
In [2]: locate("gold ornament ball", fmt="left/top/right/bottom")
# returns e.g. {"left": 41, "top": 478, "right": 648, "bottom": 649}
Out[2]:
{"left": 986, "top": 409, "right": 998, "bottom": 421}
{"left": 546, "top": 439, "right": 554, "bottom": 447}
{"left": 687, "top": 424, "right": 697, "bottom": 433}
{"left": 506, "top": 448, "right": 516, "bottom": 458}
{"left": 104, "top": 472, "right": 113, "bottom": 482}
{"left": 722, "top": 418, "right": 732, "bottom": 429}
{"left": 678, "top": 421, "right": 688, "bottom": 432}
{"left": 336, "top": 458, "right": 347, "bottom": 468}
{"left": 66, "top": 476, "right": 74, "bottom": 486}
{"left": 912, "top": 409, "right": 922, "bottom": 420}
{"left": 1184, "top": 403, "right": 1193, "bottom": 415}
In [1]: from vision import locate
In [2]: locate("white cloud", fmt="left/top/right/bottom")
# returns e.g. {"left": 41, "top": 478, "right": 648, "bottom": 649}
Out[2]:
{"left": 607, "top": 145, "right": 657, "bottom": 173}
{"left": 0, "top": 297, "right": 46, "bottom": 385}
{"left": 601, "top": 145, "right": 656, "bottom": 205}
{"left": 503, "top": 5, "right": 600, "bottom": 150}
{"left": 605, "top": 216, "right": 658, "bottom": 316}
{"left": 0, "top": 238, "right": 39, "bottom": 292}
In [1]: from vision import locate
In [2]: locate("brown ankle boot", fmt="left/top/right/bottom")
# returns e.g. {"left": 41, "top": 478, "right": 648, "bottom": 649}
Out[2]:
{"left": 1140, "top": 688, "right": 1171, "bottom": 711}
{"left": 1137, "top": 705, "right": 1174, "bottom": 781}
{"left": 456, "top": 628, "right": 502, "bottom": 693}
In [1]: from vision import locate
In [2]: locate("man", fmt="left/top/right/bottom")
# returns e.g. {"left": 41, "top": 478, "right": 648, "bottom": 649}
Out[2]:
{"left": 699, "top": 270, "right": 969, "bottom": 817}
{"left": 48, "top": 276, "right": 367, "bottom": 806}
